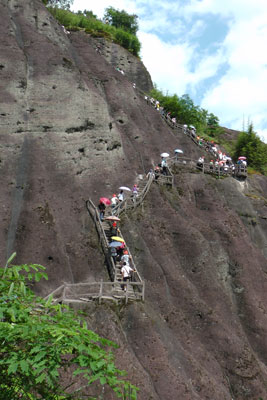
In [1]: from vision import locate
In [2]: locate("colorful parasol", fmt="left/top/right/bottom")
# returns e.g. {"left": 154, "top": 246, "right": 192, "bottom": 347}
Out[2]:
{"left": 160, "top": 152, "right": 170, "bottom": 158}
{"left": 105, "top": 216, "right": 120, "bottom": 221}
{"left": 99, "top": 197, "right": 111, "bottom": 205}
{"left": 111, "top": 236, "right": 125, "bottom": 243}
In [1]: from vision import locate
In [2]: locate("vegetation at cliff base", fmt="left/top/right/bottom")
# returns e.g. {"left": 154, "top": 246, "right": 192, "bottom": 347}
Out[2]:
{"left": 46, "top": 5, "right": 141, "bottom": 56}
{"left": 0, "top": 253, "right": 137, "bottom": 400}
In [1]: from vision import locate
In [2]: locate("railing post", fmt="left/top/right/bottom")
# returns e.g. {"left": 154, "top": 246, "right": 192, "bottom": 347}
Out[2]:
{"left": 125, "top": 282, "right": 129, "bottom": 304}
{"left": 142, "top": 281, "right": 145, "bottom": 301}
{"left": 63, "top": 284, "right": 66, "bottom": 303}
{"left": 99, "top": 280, "right": 103, "bottom": 304}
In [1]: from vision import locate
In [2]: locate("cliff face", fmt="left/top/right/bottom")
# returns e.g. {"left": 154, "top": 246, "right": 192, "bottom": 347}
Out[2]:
{"left": 1, "top": 1, "right": 267, "bottom": 399}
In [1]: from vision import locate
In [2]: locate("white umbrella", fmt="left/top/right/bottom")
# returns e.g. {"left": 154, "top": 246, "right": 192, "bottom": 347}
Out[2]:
{"left": 119, "top": 186, "right": 131, "bottom": 191}
{"left": 160, "top": 152, "right": 170, "bottom": 158}
{"left": 174, "top": 149, "right": 183, "bottom": 154}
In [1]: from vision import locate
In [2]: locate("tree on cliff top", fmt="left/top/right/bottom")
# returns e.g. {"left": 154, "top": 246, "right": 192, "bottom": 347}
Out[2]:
{"left": 0, "top": 254, "right": 137, "bottom": 399}
{"left": 104, "top": 7, "right": 139, "bottom": 36}
{"left": 42, "top": 0, "right": 73, "bottom": 9}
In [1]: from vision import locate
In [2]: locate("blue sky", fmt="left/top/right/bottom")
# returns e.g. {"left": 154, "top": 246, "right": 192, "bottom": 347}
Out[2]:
{"left": 71, "top": 0, "right": 267, "bottom": 142}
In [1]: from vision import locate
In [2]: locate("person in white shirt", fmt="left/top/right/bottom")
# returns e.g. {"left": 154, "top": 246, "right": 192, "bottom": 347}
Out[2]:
{"left": 111, "top": 194, "right": 118, "bottom": 208}
{"left": 118, "top": 190, "right": 124, "bottom": 202}
{"left": 197, "top": 156, "right": 204, "bottom": 169}
{"left": 121, "top": 262, "right": 135, "bottom": 291}
{"left": 161, "top": 158, "right": 168, "bottom": 175}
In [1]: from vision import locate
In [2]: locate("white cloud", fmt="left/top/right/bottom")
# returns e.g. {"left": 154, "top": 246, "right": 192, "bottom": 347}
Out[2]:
{"left": 199, "top": 5, "right": 267, "bottom": 141}
{"left": 183, "top": 0, "right": 267, "bottom": 19}
{"left": 138, "top": 32, "right": 193, "bottom": 94}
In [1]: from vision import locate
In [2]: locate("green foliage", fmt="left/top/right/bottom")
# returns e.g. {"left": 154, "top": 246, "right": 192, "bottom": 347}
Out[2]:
{"left": 0, "top": 254, "right": 138, "bottom": 399}
{"left": 104, "top": 7, "right": 139, "bottom": 36}
{"left": 42, "top": 0, "right": 73, "bottom": 9}
{"left": 149, "top": 88, "right": 220, "bottom": 134}
{"left": 233, "top": 123, "right": 267, "bottom": 175}
{"left": 47, "top": 7, "right": 141, "bottom": 56}
{"left": 207, "top": 113, "right": 219, "bottom": 126}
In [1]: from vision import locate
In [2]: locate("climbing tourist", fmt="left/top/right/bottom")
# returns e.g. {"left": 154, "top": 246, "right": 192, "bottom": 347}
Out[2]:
{"left": 109, "top": 246, "right": 118, "bottom": 264}
{"left": 118, "top": 190, "right": 124, "bottom": 202}
{"left": 121, "top": 250, "right": 132, "bottom": 266}
{"left": 117, "top": 241, "right": 125, "bottom": 260}
{"left": 209, "top": 160, "right": 214, "bottom": 170}
{"left": 190, "top": 125, "right": 196, "bottom": 138}
{"left": 110, "top": 222, "right": 118, "bottom": 236}
{"left": 132, "top": 184, "right": 138, "bottom": 198}
{"left": 111, "top": 194, "right": 119, "bottom": 209}
{"left": 197, "top": 156, "right": 204, "bottom": 169}
{"left": 121, "top": 262, "right": 135, "bottom": 291}
{"left": 161, "top": 158, "right": 168, "bottom": 175}
{"left": 146, "top": 168, "right": 155, "bottom": 179}
{"left": 154, "top": 165, "right": 161, "bottom": 180}
{"left": 98, "top": 202, "right": 106, "bottom": 221}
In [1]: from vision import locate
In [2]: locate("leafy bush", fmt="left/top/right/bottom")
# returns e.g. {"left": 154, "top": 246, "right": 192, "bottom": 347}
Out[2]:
{"left": 47, "top": 7, "right": 141, "bottom": 56}
{"left": 0, "top": 253, "right": 138, "bottom": 399}
{"left": 104, "top": 7, "right": 139, "bottom": 36}
{"left": 149, "top": 87, "right": 220, "bottom": 135}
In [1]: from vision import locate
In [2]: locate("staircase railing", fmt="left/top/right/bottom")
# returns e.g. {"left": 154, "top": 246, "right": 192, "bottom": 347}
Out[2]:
{"left": 112, "top": 172, "right": 154, "bottom": 216}
{"left": 44, "top": 281, "right": 144, "bottom": 304}
{"left": 86, "top": 199, "right": 116, "bottom": 281}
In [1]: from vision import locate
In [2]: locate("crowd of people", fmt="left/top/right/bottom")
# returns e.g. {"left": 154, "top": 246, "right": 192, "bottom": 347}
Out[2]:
{"left": 97, "top": 183, "right": 141, "bottom": 291}
{"left": 181, "top": 125, "right": 248, "bottom": 174}
{"left": 110, "top": 241, "right": 135, "bottom": 291}
{"left": 98, "top": 184, "right": 139, "bottom": 221}
{"left": 143, "top": 95, "right": 248, "bottom": 177}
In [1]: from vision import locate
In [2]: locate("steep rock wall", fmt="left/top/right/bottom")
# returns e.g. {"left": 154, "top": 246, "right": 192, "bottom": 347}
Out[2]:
{"left": 1, "top": 1, "right": 267, "bottom": 399}
{"left": 85, "top": 34, "right": 153, "bottom": 93}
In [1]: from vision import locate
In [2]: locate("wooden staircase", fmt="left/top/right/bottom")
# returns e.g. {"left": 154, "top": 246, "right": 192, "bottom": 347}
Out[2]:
{"left": 111, "top": 173, "right": 154, "bottom": 217}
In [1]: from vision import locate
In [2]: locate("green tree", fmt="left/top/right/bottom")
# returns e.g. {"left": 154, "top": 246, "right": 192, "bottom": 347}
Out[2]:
{"left": 234, "top": 123, "right": 267, "bottom": 174}
{"left": 42, "top": 0, "right": 73, "bottom": 9}
{"left": 207, "top": 113, "right": 219, "bottom": 126}
{"left": 104, "top": 7, "right": 139, "bottom": 36}
{"left": 0, "top": 253, "right": 137, "bottom": 400}
{"left": 77, "top": 10, "right": 97, "bottom": 19}
{"left": 149, "top": 89, "right": 216, "bottom": 133}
